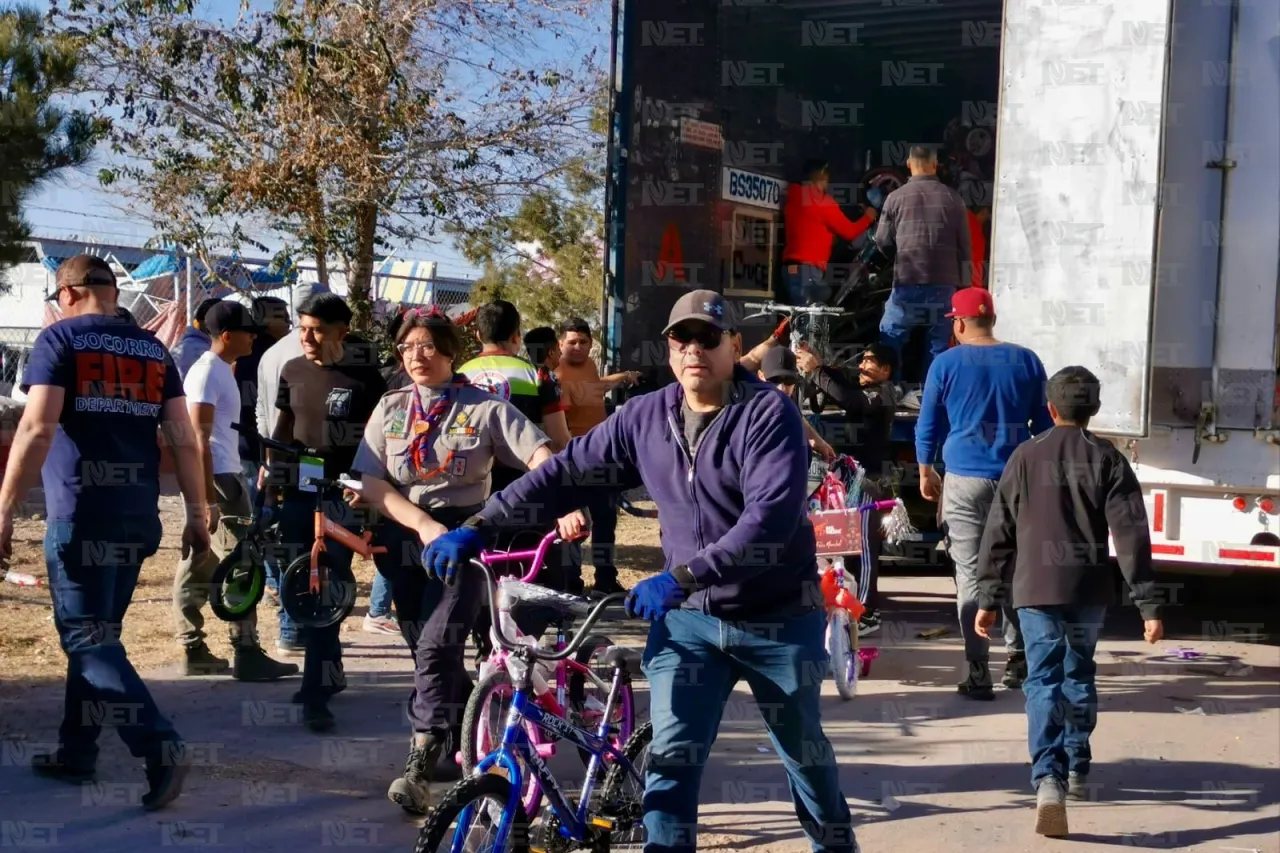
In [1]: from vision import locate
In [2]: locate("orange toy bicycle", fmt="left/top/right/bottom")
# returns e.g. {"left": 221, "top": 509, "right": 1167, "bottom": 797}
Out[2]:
{"left": 259, "top": 433, "right": 388, "bottom": 629}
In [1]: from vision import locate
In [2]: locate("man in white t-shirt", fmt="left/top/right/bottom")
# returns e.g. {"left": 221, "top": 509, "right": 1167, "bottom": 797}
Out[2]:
{"left": 173, "top": 301, "right": 298, "bottom": 682}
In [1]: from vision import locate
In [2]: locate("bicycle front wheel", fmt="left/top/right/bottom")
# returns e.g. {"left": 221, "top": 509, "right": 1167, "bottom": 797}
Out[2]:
{"left": 415, "top": 773, "right": 531, "bottom": 853}
{"left": 460, "top": 668, "right": 543, "bottom": 819}
{"left": 281, "top": 553, "right": 357, "bottom": 628}
{"left": 827, "top": 611, "right": 858, "bottom": 700}
{"left": 209, "top": 539, "right": 266, "bottom": 623}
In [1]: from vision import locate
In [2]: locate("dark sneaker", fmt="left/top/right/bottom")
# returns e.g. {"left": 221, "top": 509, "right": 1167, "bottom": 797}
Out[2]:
{"left": 957, "top": 660, "right": 996, "bottom": 701}
{"left": 31, "top": 750, "right": 95, "bottom": 784}
{"left": 1035, "top": 777, "right": 1069, "bottom": 837}
{"left": 183, "top": 643, "right": 230, "bottom": 676}
{"left": 275, "top": 640, "right": 305, "bottom": 659}
{"left": 591, "top": 576, "right": 628, "bottom": 597}
{"left": 1067, "top": 772, "right": 1090, "bottom": 800}
{"left": 302, "top": 702, "right": 335, "bottom": 733}
{"left": 1003, "top": 652, "right": 1028, "bottom": 690}
{"left": 232, "top": 647, "right": 300, "bottom": 682}
{"left": 857, "top": 611, "right": 881, "bottom": 638}
{"left": 143, "top": 741, "right": 191, "bottom": 811}
{"left": 387, "top": 732, "right": 443, "bottom": 815}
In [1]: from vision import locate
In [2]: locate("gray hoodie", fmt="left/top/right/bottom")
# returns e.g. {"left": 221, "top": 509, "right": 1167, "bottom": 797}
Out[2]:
{"left": 171, "top": 326, "right": 211, "bottom": 381}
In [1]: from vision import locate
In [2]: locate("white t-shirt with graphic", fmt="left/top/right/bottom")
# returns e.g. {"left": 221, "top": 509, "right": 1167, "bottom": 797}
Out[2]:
{"left": 183, "top": 350, "right": 241, "bottom": 475}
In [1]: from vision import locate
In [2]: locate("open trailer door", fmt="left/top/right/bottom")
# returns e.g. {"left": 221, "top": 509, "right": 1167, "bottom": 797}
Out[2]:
{"left": 988, "top": 0, "right": 1174, "bottom": 437}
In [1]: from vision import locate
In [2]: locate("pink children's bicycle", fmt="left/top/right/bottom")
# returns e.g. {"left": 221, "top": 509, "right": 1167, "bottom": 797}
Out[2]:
{"left": 457, "top": 530, "right": 637, "bottom": 819}
{"left": 811, "top": 455, "right": 914, "bottom": 700}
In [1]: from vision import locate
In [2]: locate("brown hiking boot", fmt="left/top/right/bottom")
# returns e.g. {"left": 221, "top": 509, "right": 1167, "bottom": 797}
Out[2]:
{"left": 232, "top": 646, "right": 299, "bottom": 682}
{"left": 183, "top": 643, "right": 230, "bottom": 676}
{"left": 387, "top": 732, "right": 442, "bottom": 815}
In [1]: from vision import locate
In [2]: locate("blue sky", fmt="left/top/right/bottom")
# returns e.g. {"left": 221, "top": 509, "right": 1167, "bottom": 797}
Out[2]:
{"left": 22, "top": 0, "right": 607, "bottom": 278}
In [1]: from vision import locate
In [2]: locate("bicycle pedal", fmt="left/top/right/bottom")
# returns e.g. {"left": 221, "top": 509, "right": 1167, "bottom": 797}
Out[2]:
{"left": 590, "top": 817, "right": 614, "bottom": 831}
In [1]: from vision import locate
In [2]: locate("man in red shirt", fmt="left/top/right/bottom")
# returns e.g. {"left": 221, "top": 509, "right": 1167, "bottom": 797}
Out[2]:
{"left": 781, "top": 159, "right": 877, "bottom": 305}
{"left": 967, "top": 208, "right": 988, "bottom": 290}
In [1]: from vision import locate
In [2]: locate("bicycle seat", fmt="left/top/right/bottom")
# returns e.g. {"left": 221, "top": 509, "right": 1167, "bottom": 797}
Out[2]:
{"left": 601, "top": 645, "right": 642, "bottom": 678}
{"left": 498, "top": 580, "right": 594, "bottom": 620}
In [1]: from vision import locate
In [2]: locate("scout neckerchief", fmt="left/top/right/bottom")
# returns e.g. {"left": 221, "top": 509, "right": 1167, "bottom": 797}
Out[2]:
{"left": 407, "top": 375, "right": 468, "bottom": 479}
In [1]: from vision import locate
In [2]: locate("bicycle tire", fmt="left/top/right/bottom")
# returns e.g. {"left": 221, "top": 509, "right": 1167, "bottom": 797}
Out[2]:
{"left": 596, "top": 720, "right": 654, "bottom": 851}
{"left": 568, "top": 635, "right": 634, "bottom": 774}
{"left": 460, "top": 668, "right": 543, "bottom": 818}
{"left": 414, "top": 772, "right": 531, "bottom": 853}
{"left": 827, "top": 610, "right": 858, "bottom": 700}
{"left": 280, "top": 552, "right": 357, "bottom": 629}
{"left": 209, "top": 539, "right": 266, "bottom": 623}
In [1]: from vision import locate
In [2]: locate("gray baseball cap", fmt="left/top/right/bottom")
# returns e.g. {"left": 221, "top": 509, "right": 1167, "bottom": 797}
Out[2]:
{"left": 662, "top": 289, "right": 732, "bottom": 335}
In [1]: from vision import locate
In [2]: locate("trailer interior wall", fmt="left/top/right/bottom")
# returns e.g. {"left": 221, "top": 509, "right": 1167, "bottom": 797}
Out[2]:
{"left": 615, "top": 0, "right": 1004, "bottom": 375}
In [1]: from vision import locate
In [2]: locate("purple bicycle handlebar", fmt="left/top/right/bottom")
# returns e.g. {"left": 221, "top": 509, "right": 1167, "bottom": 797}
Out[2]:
{"left": 478, "top": 530, "right": 564, "bottom": 584}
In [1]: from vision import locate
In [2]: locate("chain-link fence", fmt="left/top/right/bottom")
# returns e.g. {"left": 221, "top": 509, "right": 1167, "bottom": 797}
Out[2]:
{"left": 0, "top": 329, "right": 40, "bottom": 398}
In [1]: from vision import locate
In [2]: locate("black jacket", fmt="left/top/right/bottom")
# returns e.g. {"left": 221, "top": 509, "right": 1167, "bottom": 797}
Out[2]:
{"left": 806, "top": 367, "right": 898, "bottom": 479}
{"left": 975, "top": 426, "right": 1160, "bottom": 619}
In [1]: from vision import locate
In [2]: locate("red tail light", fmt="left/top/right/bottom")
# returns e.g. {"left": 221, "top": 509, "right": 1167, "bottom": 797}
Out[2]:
{"left": 1232, "top": 496, "right": 1248, "bottom": 512}
{"left": 1260, "top": 497, "right": 1277, "bottom": 515}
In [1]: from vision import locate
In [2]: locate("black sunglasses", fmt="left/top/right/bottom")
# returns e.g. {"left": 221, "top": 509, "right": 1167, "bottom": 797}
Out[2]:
{"left": 46, "top": 275, "right": 117, "bottom": 301}
{"left": 667, "top": 324, "right": 725, "bottom": 350}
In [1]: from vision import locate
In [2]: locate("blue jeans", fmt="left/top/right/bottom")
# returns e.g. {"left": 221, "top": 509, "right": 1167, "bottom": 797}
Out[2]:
{"left": 1020, "top": 605, "right": 1106, "bottom": 788}
{"left": 782, "top": 263, "right": 832, "bottom": 306}
{"left": 44, "top": 516, "right": 179, "bottom": 766}
{"left": 369, "top": 569, "right": 394, "bottom": 618}
{"left": 641, "top": 608, "right": 854, "bottom": 853}
{"left": 878, "top": 284, "right": 955, "bottom": 376}
{"left": 276, "top": 491, "right": 358, "bottom": 705}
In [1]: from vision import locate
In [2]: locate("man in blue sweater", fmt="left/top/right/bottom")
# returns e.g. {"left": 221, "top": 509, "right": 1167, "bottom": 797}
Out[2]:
{"left": 915, "top": 288, "right": 1053, "bottom": 700}
{"left": 426, "top": 290, "right": 857, "bottom": 853}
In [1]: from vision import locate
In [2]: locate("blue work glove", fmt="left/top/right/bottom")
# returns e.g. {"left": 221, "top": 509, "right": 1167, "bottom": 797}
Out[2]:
{"left": 422, "top": 526, "right": 484, "bottom": 585}
{"left": 624, "top": 572, "right": 687, "bottom": 621}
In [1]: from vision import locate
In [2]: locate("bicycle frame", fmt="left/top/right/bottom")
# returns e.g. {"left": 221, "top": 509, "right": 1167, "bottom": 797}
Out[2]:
{"left": 307, "top": 491, "right": 386, "bottom": 595}
{"left": 466, "top": 670, "right": 643, "bottom": 851}
{"left": 475, "top": 530, "right": 621, "bottom": 750}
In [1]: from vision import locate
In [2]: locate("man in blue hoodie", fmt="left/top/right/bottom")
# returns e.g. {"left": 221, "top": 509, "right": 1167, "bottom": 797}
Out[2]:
{"left": 916, "top": 287, "right": 1053, "bottom": 700}
{"left": 425, "top": 290, "right": 856, "bottom": 853}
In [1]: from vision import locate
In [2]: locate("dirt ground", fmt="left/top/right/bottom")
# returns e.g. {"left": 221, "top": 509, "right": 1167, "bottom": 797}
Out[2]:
{"left": 0, "top": 555, "right": 1276, "bottom": 852}
{"left": 0, "top": 497, "right": 664, "bottom": 685}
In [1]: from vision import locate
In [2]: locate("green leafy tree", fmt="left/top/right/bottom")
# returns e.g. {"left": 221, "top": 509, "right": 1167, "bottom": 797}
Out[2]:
{"left": 57, "top": 0, "right": 604, "bottom": 330}
{"left": 456, "top": 87, "right": 607, "bottom": 330}
{"left": 0, "top": 4, "right": 101, "bottom": 289}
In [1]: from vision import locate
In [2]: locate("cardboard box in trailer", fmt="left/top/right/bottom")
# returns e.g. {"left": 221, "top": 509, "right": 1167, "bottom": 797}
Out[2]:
{"left": 602, "top": 0, "right": 1280, "bottom": 571}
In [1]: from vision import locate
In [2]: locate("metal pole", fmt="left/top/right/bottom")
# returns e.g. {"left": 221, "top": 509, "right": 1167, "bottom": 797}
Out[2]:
{"left": 598, "top": 0, "right": 622, "bottom": 370}
{"left": 185, "top": 254, "right": 193, "bottom": 326}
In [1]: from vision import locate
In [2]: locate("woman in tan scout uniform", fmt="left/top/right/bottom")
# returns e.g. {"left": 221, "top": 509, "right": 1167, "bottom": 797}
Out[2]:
{"left": 350, "top": 308, "right": 570, "bottom": 814}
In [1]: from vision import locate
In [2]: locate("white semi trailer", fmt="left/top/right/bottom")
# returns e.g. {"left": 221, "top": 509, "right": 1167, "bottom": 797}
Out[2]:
{"left": 990, "top": 0, "right": 1279, "bottom": 570}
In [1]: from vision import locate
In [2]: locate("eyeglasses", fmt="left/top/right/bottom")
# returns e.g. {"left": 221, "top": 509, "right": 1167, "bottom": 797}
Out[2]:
{"left": 397, "top": 342, "right": 438, "bottom": 356}
{"left": 666, "top": 325, "right": 725, "bottom": 350}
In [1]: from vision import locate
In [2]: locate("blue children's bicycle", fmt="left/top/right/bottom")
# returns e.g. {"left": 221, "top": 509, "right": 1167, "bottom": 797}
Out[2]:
{"left": 414, "top": 559, "right": 651, "bottom": 853}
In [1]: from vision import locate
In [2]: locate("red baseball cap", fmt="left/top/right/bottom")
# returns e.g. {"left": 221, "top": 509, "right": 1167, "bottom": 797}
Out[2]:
{"left": 945, "top": 287, "right": 995, "bottom": 319}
